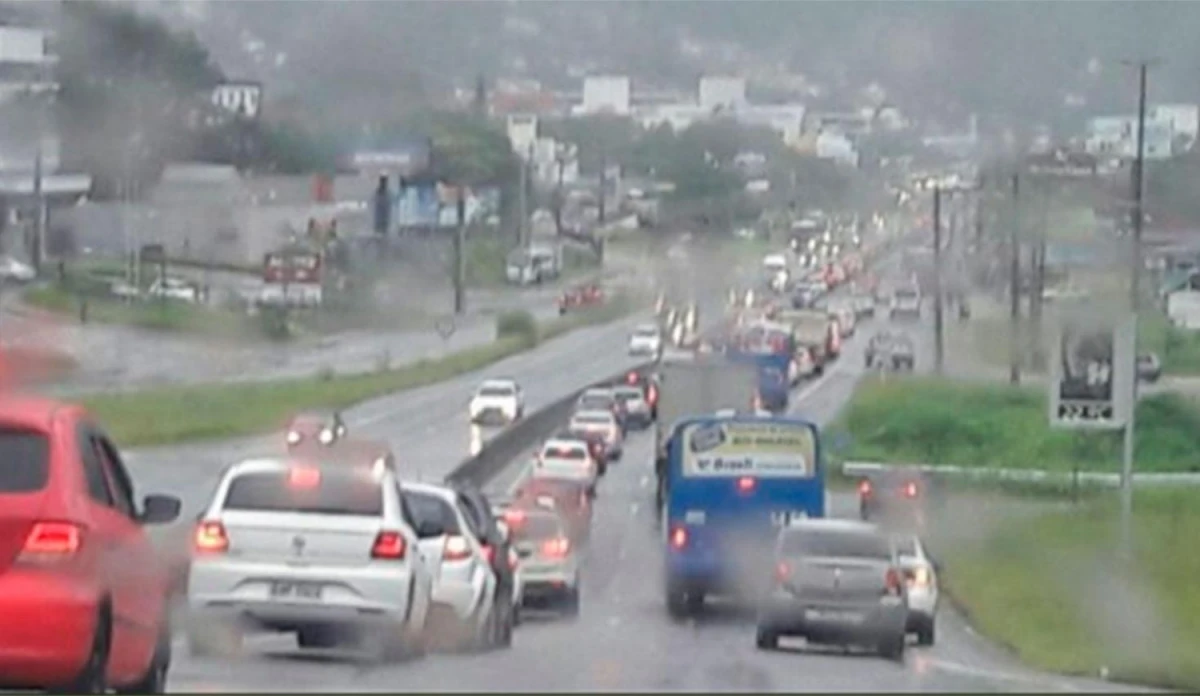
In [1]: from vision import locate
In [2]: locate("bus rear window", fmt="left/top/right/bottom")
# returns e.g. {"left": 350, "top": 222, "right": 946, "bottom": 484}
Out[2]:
{"left": 223, "top": 470, "right": 383, "bottom": 516}
{"left": 0, "top": 430, "right": 49, "bottom": 493}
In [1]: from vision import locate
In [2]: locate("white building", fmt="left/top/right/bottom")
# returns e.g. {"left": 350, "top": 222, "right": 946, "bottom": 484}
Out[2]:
{"left": 737, "top": 105, "right": 806, "bottom": 147}
{"left": 698, "top": 76, "right": 747, "bottom": 111}
{"left": 577, "top": 75, "right": 631, "bottom": 116}
{"left": 505, "top": 114, "right": 579, "bottom": 188}
{"left": 1085, "top": 114, "right": 1175, "bottom": 160}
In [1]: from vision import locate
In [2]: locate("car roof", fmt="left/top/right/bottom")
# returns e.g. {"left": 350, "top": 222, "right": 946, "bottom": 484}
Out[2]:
{"left": 572, "top": 409, "right": 614, "bottom": 420}
{"left": 480, "top": 378, "right": 516, "bottom": 388}
{"left": 542, "top": 438, "right": 589, "bottom": 450}
{"left": 0, "top": 393, "right": 79, "bottom": 433}
{"left": 581, "top": 387, "right": 613, "bottom": 396}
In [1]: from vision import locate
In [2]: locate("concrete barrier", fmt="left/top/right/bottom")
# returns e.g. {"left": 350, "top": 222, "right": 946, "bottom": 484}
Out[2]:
{"left": 444, "top": 361, "right": 656, "bottom": 488}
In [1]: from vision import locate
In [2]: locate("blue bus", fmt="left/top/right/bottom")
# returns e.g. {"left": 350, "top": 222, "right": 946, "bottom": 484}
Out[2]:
{"left": 662, "top": 415, "right": 825, "bottom": 616}
{"left": 727, "top": 323, "right": 794, "bottom": 412}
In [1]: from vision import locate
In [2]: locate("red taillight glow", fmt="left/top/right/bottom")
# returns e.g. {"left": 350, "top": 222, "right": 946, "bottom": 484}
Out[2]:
{"left": 903, "top": 482, "right": 918, "bottom": 498}
{"left": 858, "top": 480, "right": 872, "bottom": 496}
{"left": 194, "top": 521, "right": 229, "bottom": 554}
{"left": 736, "top": 476, "right": 756, "bottom": 494}
{"left": 648, "top": 384, "right": 658, "bottom": 406}
{"left": 288, "top": 467, "right": 321, "bottom": 489}
{"left": 884, "top": 568, "right": 902, "bottom": 596}
{"left": 669, "top": 526, "right": 688, "bottom": 551}
{"left": 541, "top": 537, "right": 571, "bottom": 558}
{"left": 775, "top": 561, "right": 791, "bottom": 583}
{"left": 481, "top": 544, "right": 496, "bottom": 565}
{"left": 371, "top": 531, "right": 407, "bottom": 560}
{"left": 20, "top": 522, "right": 82, "bottom": 559}
{"left": 504, "top": 509, "right": 526, "bottom": 526}
{"left": 443, "top": 535, "right": 472, "bottom": 562}
{"left": 627, "top": 371, "right": 639, "bottom": 385}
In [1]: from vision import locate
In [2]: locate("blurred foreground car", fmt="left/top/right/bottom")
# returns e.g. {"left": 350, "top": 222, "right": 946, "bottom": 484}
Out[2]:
{"left": 0, "top": 395, "right": 181, "bottom": 693}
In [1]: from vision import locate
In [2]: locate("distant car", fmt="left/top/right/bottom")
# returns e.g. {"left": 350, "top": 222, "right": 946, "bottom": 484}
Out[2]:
{"left": 756, "top": 519, "right": 908, "bottom": 661}
{"left": 611, "top": 384, "right": 653, "bottom": 429}
{"left": 1137, "top": 353, "right": 1162, "bottom": 383}
{"left": 828, "top": 305, "right": 856, "bottom": 338}
{"left": 865, "top": 331, "right": 915, "bottom": 371}
{"left": 285, "top": 409, "right": 347, "bottom": 450}
{"left": 510, "top": 476, "right": 594, "bottom": 544}
{"left": 553, "top": 428, "right": 610, "bottom": 476}
{"left": 575, "top": 388, "right": 626, "bottom": 432}
{"left": 895, "top": 535, "right": 940, "bottom": 646}
{"left": 889, "top": 287, "right": 922, "bottom": 321}
{"left": 851, "top": 293, "right": 877, "bottom": 319}
{"left": 558, "top": 283, "right": 604, "bottom": 315}
{"left": 533, "top": 438, "right": 600, "bottom": 488}
{"left": 469, "top": 379, "right": 525, "bottom": 425}
{"left": 0, "top": 255, "right": 35, "bottom": 283}
{"left": 567, "top": 409, "right": 624, "bottom": 460}
{"left": 501, "top": 501, "right": 582, "bottom": 616}
{"left": 628, "top": 324, "right": 663, "bottom": 357}
{"left": 858, "top": 467, "right": 936, "bottom": 523}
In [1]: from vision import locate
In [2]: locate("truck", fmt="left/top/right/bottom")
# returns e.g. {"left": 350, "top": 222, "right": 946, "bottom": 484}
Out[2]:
{"left": 653, "top": 354, "right": 760, "bottom": 514}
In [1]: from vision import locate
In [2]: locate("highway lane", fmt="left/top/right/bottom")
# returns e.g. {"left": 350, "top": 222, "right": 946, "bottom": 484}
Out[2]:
{"left": 165, "top": 309, "right": 1156, "bottom": 693}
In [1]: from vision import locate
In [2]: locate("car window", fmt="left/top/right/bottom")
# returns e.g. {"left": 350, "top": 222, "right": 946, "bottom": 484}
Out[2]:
{"left": 0, "top": 428, "right": 50, "bottom": 493}
{"left": 223, "top": 470, "right": 383, "bottom": 516}
{"left": 478, "top": 386, "right": 515, "bottom": 397}
{"left": 402, "top": 490, "right": 462, "bottom": 537}
{"left": 456, "top": 493, "right": 488, "bottom": 539}
{"left": 543, "top": 444, "right": 586, "bottom": 459}
{"left": 93, "top": 435, "right": 137, "bottom": 519}
{"left": 782, "top": 528, "right": 892, "bottom": 560}
{"left": 76, "top": 424, "right": 113, "bottom": 506}
{"left": 613, "top": 388, "right": 642, "bottom": 401}
{"left": 573, "top": 414, "right": 611, "bottom": 425}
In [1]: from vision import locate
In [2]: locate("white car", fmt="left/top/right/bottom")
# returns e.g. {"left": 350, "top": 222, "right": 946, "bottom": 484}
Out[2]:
{"left": 611, "top": 384, "right": 652, "bottom": 428}
{"left": 533, "top": 438, "right": 599, "bottom": 487}
{"left": 186, "top": 459, "right": 433, "bottom": 659}
{"left": 568, "top": 409, "right": 624, "bottom": 460}
{"left": 469, "top": 379, "right": 525, "bottom": 425}
{"left": 400, "top": 482, "right": 504, "bottom": 651}
{"left": 828, "top": 305, "right": 857, "bottom": 338}
{"left": 493, "top": 516, "right": 525, "bottom": 622}
{"left": 628, "top": 324, "right": 663, "bottom": 357}
{"left": 897, "top": 534, "right": 940, "bottom": 646}
{"left": 502, "top": 501, "right": 581, "bottom": 616}
{"left": 0, "top": 256, "right": 35, "bottom": 283}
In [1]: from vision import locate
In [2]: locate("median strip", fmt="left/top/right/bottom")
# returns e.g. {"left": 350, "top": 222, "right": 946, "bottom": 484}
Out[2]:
{"left": 84, "top": 295, "right": 640, "bottom": 448}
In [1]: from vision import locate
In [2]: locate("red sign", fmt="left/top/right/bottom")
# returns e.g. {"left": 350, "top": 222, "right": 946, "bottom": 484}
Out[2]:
{"left": 263, "top": 251, "right": 322, "bottom": 285}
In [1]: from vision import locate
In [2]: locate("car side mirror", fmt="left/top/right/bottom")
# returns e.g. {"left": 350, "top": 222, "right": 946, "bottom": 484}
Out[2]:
{"left": 140, "top": 494, "right": 181, "bottom": 525}
{"left": 417, "top": 521, "right": 445, "bottom": 539}
{"left": 496, "top": 520, "right": 511, "bottom": 543}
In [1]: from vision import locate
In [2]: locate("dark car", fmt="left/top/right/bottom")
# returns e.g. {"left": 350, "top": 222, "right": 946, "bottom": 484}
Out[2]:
{"left": 285, "top": 409, "right": 347, "bottom": 450}
{"left": 858, "top": 467, "right": 938, "bottom": 525}
{"left": 450, "top": 485, "right": 519, "bottom": 647}
{"left": 756, "top": 519, "right": 908, "bottom": 661}
{"left": 864, "top": 331, "right": 915, "bottom": 371}
{"left": 553, "top": 428, "right": 610, "bottom": 476}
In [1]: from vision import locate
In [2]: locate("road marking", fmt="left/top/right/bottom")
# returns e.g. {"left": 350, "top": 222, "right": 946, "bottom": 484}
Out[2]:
{"left": 639, "top": 475, "right": 649, "bottom": 488}
{"left": 926, "top": 657, "right": 1084, "bottom": 692}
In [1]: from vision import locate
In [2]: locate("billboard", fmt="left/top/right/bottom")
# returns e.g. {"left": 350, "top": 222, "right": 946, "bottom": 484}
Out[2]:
{"left": 680, "top": 420, "right": 817, "bottom": 478}
{"left": 211, "top": 82, "right": 262, "bottom": 120}
{"left": 1049, "top": 315, "right": 1135, "bottom": 430}
{"left": 394, "top": 183, "right": 501, "bottom": 229}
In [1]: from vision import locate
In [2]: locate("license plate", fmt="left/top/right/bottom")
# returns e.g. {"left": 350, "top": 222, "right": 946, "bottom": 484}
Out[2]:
{"left": 269, "top": 581, "right": 323, "bottom": 600}
{"left": 804, "top": 609, "right": 862, "bottom": 623}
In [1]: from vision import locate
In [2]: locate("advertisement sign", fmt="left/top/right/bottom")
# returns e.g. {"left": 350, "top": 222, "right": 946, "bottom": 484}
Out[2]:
{"left": 681, "top": 421, "right": 816, "bottom": 478}
{"left": 211, "top": 82, "right": 262, "bottom": 120}
{"left": 394, "top": 183, "right": 501, "bottom": 228}
{"left": 1049, "top": 314, "right": 1135, "bottom": 430}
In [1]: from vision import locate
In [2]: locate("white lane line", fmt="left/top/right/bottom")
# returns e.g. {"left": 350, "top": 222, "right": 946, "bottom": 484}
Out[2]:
{"left": 926, "top": 657, "right": 1084, "bottom": 692}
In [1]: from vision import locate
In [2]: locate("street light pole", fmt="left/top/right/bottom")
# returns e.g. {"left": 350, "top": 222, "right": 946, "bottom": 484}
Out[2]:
{"left": 932, "top": 186, "right": 944, "bottom": 375}
{"left": 1009, "top": 172, "right": 1022, "bottom": 385}
{"left": 1120, "top": 58, "right": 1155, "bottom": 557}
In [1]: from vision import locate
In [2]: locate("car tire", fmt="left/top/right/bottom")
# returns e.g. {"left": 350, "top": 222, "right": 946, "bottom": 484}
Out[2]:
{"left": 51, "top": 609, "right": 110, "bottom": 694}
{"left": 118, "top": 614, "right": 171, "bottom": 694}
{"left": 563, "top": 584, "right": 581, "bottom": 619}
{"left": 755, "top": 626, "right": 779, "bottom": 651}
{"left": 916, "top": 617, "right": 936, "bottom": 646}
{"left": 880, "top": 632, "right": 906, "bottom": 662}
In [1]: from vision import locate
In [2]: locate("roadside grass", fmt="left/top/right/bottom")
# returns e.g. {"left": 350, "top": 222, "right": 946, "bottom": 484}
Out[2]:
{"left": 23, "top": 285, "right": 262, "bottom": 339}
{"left": 83, "top": 294, "right": 639, "bottom": 447}
{"left": 827, "top": 376, "right": 1200, "bottom": 475}
{"left": 941, "top": 488, "right": 1200, "bottom": 691}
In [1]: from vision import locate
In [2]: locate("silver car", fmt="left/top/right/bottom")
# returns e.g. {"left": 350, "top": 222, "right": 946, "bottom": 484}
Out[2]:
{"left": 186, "top": 459, "right": 434, "bottom": 660}
{"left": 502, "top": 502, "right": 582, "bottom": 616}
{"left": 756, "top": 519, "right": 908, "bottom": 661}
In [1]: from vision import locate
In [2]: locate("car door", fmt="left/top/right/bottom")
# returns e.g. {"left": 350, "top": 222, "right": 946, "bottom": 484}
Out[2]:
{"left": 459, "top": 490, "right": 512, "bottom": 599}
{"left": 393, "top": 485, "right": 432, "bottom": 628}
{"left": 453, "top": 494, "right": 497, "bottom": 608}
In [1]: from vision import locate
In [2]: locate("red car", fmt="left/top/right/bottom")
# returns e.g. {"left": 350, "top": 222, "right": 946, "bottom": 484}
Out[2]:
{"left": 0, "top": 394, "right": 181, "bottom": 692}
{"left": 557, "top": 283, "right": 605, "bottom": 315}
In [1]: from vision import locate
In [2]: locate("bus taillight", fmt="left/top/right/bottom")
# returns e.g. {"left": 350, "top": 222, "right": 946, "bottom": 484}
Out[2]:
{"left": 668, "top": 525, "right": 688, "bottom": 550}
{"left": 736, "top": 476, "right": 756, "bottom": 494}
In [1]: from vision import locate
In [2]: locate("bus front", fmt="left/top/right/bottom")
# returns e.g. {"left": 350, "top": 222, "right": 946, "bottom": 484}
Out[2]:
{"left": 663, "top": 416, "right": 824, "bottom": 615}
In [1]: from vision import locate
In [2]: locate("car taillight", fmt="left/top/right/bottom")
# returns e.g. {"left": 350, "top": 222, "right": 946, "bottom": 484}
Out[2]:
{"left": 541, "top": 537, "right": 570, "bottom": 558}
{"left": 906, "top": 565, "right": 931, "bottom": 587}
{"left": 903, "top": 481, "right": 918, "bottom": 498}
{"left": 481, "top": 544, "right": 496, "bottom": 565}
{"left": 858, "top": 480, "right": 872, "bottom": 496}
{"left": 736, "top": 476, "right": 756, "bottom": 494}
{"left": 507, "top": 548, "right": 519, "bottom": 570}
{"left": 775, "top": 561, "right": 791, "bottom": 583}
{"left": 194, "top": 520, "right": 229, "bottom": 554}
{"left": 444, "top": 535, "right": 473, "bottom": 562}
{"left": 647, "top": 384, "right": 658, "bottom": 406}
{"left": 371, "top": 531, "right": 407, "bottom": 560}
{"left": 18, "top": 521, "right": 83, "bottom": 562}
{"left": 669, "top": 525, "right": 688, "bottom": 551}
{"left": 884, "top": 568, "right": 903, "bottom": 596}
{"left": 288, "top": 467, "right": 321, "bottom": 489}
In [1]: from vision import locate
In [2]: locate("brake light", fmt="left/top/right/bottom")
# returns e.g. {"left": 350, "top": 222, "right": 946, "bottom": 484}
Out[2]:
{"left": 858, "top": 480, "right": 872, "bottom": 496}
{"left": 736, "top": 476, "right": 756, "bottom": 494}
{"left": 371, "top": 530, "right": 407, "bottom": 560}
{"left": 194, "top": 521, "right": 229, "bottom": 554}
{"left": 647, "top": 384, "right": 658, "bottom": 406}
{"left": 504, "top": 509, "right": 526, "bottom": 526}
{"left": 288, "top": 467, "right": 321, "bottom": 489}
{"left": 481, "top": 544, "right": 496, "bottom": 565}
{"left": 906, "top": 565, "right": 931, "bottom": 587}
{"left": 775, "top": 561, "right": 791, "bottom": 583}
{"left": 541, "top": 537, "right": 570, "bottom": 558}
{"left": 627, "top": 371, "right": 639, "bottom": 385}
{"left": 669, "top": 525, "right": 688, "bottom": 551}
{"left": 884, "top": 568, "right": 903, "bottom": 596}
{"left": 19, "top": 522, "right": 83, "bottom": 561}
{"left": 903, "top": 481, "right": 918, "bottom": 498}
{"left": 443, "top": 535, "right": 472, "bottom": 562}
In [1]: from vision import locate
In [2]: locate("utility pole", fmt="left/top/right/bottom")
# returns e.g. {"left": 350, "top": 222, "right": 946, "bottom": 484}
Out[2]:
{"left": 518, "top": 143, "right": 530, "bottom": 247}
{"left": 1029, "top": 186, "right": 1049, "bottom": 365}
{"left": 1009, "top": 172, "right": 1022, "bottom": 385}
{"left": 553, "top": 151, "right": 565, "bottom": 236}
{"left": 932, "top": 186, "right": 945, "bottom": 375}
{"left": 1120, "top": 58, "right": 1155, "bottom": 557}
{"left": 30, "top": 55, "right": 51, "bottom": 273}
{"left": 597, "top": 150, "right": 607, "bottom": 225}
{"left": 453, "top": 188, "right": 466, "bottom": 315}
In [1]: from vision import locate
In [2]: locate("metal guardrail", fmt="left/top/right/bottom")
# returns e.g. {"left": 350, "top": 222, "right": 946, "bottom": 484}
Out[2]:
{"left": 841, "top": 460, "right": 1200, "bottom": 487}
{"left": 444, "top": 361, "right": 656, "bottom": 488}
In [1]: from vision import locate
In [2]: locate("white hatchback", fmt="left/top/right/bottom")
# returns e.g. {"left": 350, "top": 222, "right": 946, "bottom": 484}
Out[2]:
{"left": 567, "top": 409, "right": 624, "bottom": 459}
{"left": 533, "top": 438, "right": 599, "bottom": 487}
{"left": 469, "top": 379, "right": 525, "bottom": 425}
{"left": 186, "top": 459, "right": 433, "bottom": 659}
{"left": 628, "top": 324, "right": 663, "bottom": 357}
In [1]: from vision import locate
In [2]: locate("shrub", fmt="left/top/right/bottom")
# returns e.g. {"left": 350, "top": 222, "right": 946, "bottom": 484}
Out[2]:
{"left": 495, "top": 310, "right": 539, "bottom": 346}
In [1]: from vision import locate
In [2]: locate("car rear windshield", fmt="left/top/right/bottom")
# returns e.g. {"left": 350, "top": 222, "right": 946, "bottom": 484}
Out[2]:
{"left": 512, "top": 513, "right": 563, "bottom": 542}
{"left": 543, "top": 444, "right": 586, "bottom": 459}
{"left": 895, "top": 289, "right": 918, "bottom": 300}
{"left": 782, "top": 528, "right": 892, "bottom": 560}
{"left": 478, "top": 386, "right": 514, "bottom": 397}
{"left": 573, "top": 414, "right": 611, "bottom": 425}
{"left": 0, "top": 429, "right": 50, "bottom": 493}
{"left": 613, "top": 388, "right": 642, "bottom": 401}
{"left": 635, "top": 327, "right": 658, "bottom": 337}
{"left": 222, "top": 470, "right": 383, "bottom": 516}
{"left": 895, "top": 537, "right": 918, "bottom": 557}
{"left": 402, "top": 491, "right": 462, "bottom": 535}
